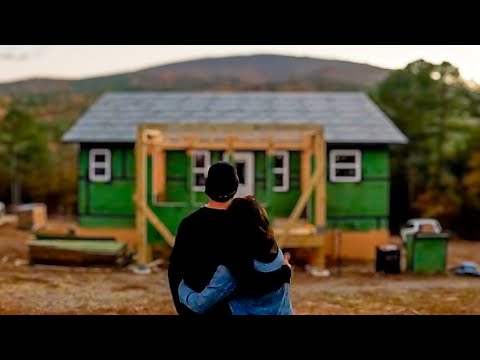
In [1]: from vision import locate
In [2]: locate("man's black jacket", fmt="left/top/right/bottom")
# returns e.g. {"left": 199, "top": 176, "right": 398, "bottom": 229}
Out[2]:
{"left": 168, "top": 206, "right": 291, "bottom": 316}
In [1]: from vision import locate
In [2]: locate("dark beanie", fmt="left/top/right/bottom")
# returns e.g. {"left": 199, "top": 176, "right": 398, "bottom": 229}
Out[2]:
{"left": 205, "top": 161, "right": 239, "bottom": 202}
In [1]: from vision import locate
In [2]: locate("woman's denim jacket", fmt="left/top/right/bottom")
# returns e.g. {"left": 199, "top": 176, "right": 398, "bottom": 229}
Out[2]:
{"left": 178, "top": 249, "right": 293, "bottom": 315}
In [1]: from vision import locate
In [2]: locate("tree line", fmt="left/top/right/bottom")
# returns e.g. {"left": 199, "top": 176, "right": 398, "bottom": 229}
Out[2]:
{"left": 371, "top": 59, "right": 480, "bottom": 238}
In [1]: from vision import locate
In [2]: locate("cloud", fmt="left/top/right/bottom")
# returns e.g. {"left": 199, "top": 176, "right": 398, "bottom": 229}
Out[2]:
{"left": 0, "top": 45, "right": 48, "bottom": 61}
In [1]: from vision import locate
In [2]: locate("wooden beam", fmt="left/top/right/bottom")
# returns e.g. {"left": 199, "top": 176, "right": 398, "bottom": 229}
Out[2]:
{"left": 310, "top": 243, "right": 326, "bottom": 269}
{"left": 311, "top": 131, "right": 326, "bottom": 269}
{"left": 158, "top": 149, "right": 166, "bottom": 202}
{"left": 228, "top": 135, "right": 235, "bottom": 158}
{"left": 142, "top": 127, "right": 319, "bottom": 152}
{"left": 156, "top": 140, "right": 307, "bottom": 151}
{"left": 266, "top": 136, "right": 274, "bottom": 156}
{"left": 185, "top": 134, "right": 195, "bottom": 156}
{"left": 139, "top": 202, "right": 175, "bottom": 247}
{"left": 301, "top": 146, "right": 312, "bottom": 194}
{"left": 300, "top": 140, "right": 312, "bottom": 222}
{"left": 152, "top": 147, "right": 166, "bottom": 202}
{"left": 141, "top": 123, "right": 324, "bottom": 133}
{"left": 143, "top": 128, "right": 163, "bottom": 140}
{"left": 314, "top": 131, "right": 325, "bottom": 227}
{"left": 135, "top": 125, "right": 148, "bottom": 264}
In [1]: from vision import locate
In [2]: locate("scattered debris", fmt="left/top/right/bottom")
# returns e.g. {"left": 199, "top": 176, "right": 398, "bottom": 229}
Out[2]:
{"left": 145, "top": 259, "right": 165, "bottom": 268}
{"left": 445, "top": 296, "right": 459, "bottom": 302}
{"left": 395, "top": 307, "right": 422, "bottom": 315}
{"left": 128, "top": 264, "right": 152, "bottom": 275}
{"left": 3, "top": 218, "right": 480, "bottom": 314}
{"left": 32, "top": 264, "right": 113, "bottom": 273}
{"left": 14, "top": 259, "right": 29, "bottom": 266}
{"left": 32, "top": 264, "right": 80, "bottom": 272}
{"left": 89, "top": 267, "right": 113, "bottom": 273}
{"left": 451, "top": 261, "right": 480, "bottom": 277}
{"left": 305, "top": 265, "right": 330, "bottom": 277}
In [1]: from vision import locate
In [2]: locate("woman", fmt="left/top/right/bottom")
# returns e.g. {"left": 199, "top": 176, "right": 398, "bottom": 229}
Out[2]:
{"left": 178, "top": 195, "right": 293, "bottom": 315}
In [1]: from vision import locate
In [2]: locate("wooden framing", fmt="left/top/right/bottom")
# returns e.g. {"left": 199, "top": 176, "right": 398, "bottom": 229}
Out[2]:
{"left": 152, "top": 148, "right": 166, "bottom": 202}
{"left": 276, "top": 160, "right": 322, "bottom": 247}
{"left": 133, "top": 123, "right": 327, "bottom": 268}
{"left": 300, "top": 147, "right": 312, "bottom": 197}
{"left": 134, "top": 128, "right": 147, "bottom": 264}
{"left": 312, "top": 132, "right": 326, "bottom": 268}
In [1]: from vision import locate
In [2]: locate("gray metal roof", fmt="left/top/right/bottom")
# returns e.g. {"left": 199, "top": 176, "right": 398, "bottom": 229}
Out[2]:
{"left": 62, "top": 92, "right": 408, "bottom": 144}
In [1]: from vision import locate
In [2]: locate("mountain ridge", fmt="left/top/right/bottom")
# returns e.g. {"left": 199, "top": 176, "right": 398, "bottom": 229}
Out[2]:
{"left": 0, "top": 54, "right": 391, "bottom": 94}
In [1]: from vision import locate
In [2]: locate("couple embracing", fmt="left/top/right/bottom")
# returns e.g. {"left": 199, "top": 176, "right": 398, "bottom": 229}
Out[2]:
{"left": 168, "top": 161, "right": 293, "bottom": 316}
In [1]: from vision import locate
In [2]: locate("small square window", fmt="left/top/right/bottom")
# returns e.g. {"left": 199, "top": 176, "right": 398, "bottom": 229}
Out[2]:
{"left": 192, "top": 150, "right": 211, "bottom": 192}
{"left": 89, "top": 149, "right": 111, "bottom": 182}
{"left": 273, "top": 151, "right": 289, "bottom": 192}
{"left": 329, "top": 150, "right": 361, "bottom": 183}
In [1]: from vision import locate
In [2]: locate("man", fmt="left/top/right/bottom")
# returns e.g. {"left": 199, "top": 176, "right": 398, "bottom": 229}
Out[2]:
{"left": 168, "top": 161, "right": 292, "bottom": 316}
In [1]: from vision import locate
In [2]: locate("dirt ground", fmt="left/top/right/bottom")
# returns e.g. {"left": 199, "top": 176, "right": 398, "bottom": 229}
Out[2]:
{"left": 1, "top": 222, "right": 480, "bottom": 315}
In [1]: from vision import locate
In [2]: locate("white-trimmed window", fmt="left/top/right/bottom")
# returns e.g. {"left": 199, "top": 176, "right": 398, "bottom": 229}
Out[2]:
{"left": 89, "top": 149, "right": 111, "bottom": 182}
{"left": 273, "top": 151, "right": 289, "bottom": 192}
{"left": 329, "top": 149, "right": 362, "bottom": 183}
{"left": 192, "top": 150, "right": 211, "bottom": 192}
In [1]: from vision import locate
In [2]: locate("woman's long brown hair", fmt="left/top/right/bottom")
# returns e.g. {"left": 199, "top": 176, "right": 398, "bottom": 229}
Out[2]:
{"left": 230, "top": 195, "right": 274, "bottom": 240}
{"left": 228, "top": 195, "right": 277, "bottom": 260}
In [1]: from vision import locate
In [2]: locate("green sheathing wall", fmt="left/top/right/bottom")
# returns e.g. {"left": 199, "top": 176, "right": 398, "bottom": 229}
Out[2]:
{"left": 255, "top": 151, "right": 267, "bottom": 203}
{"left": 79, "top": 146, "right": 226, "bottom": 244}
{"left": 326, "top": 146, "right": 390, "bottom": 231}
{"left": 79, "top": 216, "right": 135, "bottom": 227}
{"left": 78, "top": 143, "right": 391, "bottom": 243}
{"left": 268, "top": 151, "right": 301, "bottom": 218}
{"left": 88, "top": 181, "right": 135, "bottom": 215}
{"left": 163, "top": 151, "right": 190, "bottom": 203}
{"left": 125, "top": 150, "right": 135, "bottom": 178}
{"left": 78, "top": 144, "right": 135, "bottom": 228}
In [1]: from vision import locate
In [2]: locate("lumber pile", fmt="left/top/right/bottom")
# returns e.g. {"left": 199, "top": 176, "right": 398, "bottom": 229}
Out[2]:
{"left": 15, "top": 203, "right": 47, "bottom": 231}
{"left": 27, "top": 240, "right": 132, "bottom": 267}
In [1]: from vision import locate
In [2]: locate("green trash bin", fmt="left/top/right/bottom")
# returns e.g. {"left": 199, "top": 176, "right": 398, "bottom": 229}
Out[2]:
{"left": 406, "top": 232, "right": 449, "bottom": 274}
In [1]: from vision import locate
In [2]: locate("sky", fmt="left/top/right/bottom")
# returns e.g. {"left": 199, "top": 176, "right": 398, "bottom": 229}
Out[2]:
{"left": 1, "top": 45, "right": 480, "bottom": 83}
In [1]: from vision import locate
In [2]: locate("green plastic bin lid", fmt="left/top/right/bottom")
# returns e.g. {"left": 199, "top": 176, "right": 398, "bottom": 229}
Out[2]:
{"left": 414, "top": 232, "right": 449, "bottom": 239}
